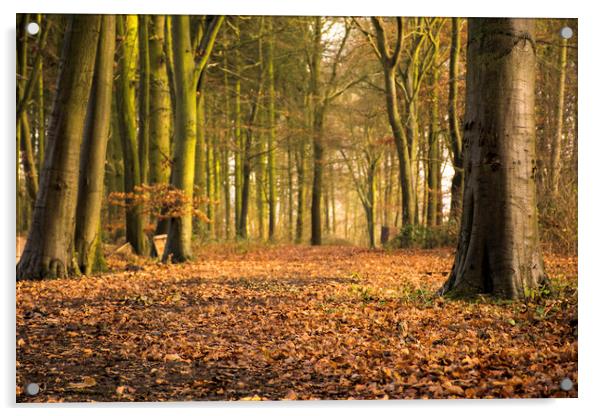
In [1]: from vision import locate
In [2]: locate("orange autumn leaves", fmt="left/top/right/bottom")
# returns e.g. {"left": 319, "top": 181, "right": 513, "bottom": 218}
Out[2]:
{"left": 16, "top": 245, "right": 577, "bottom": 402}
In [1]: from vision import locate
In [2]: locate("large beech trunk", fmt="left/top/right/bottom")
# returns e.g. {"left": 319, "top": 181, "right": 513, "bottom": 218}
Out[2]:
{"left": 439, "top": 18, "right": 548, "bottom": 299}
{"left": 17, "top": 16, "right": 101, "bottom": 280}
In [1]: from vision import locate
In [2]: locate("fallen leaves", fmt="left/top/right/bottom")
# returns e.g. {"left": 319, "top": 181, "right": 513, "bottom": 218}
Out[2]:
{"left": 67, "top": 377, "right": 96, "bottom": 390}
{"left": 16, "top": 245, "right": 578, "bottom": 402}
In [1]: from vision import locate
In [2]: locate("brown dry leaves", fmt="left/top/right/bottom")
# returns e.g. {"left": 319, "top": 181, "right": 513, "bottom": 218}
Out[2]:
{"left": 16, "top": 245, "right": 577, "bottom": 402}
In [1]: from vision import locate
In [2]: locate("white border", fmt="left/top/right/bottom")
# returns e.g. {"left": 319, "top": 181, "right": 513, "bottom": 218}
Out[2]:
{"left": 2, "top": 1, "right": 600, "bottom": 415}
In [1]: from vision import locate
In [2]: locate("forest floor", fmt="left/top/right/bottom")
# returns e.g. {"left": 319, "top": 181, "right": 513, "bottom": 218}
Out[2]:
{"left": 16, "top": 244, "right": 578, "bottom": 402}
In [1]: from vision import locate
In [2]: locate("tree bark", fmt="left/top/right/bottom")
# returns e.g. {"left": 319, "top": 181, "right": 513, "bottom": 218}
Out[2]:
{"left": 310, "top": 17, "right": 324, "bottom": 246}
{"left": 439, "top": 18, "right": 548, "bottom": 299}
{"left": 549, "top": 37, "right": 568, "bottom": 196}
{"left": 74, "top": 15, "right": 115, "bottom": 274}
{"left": 371, "top": 17, "right": 417, "bottom": 226}
{"left": 163, "top": 15, "right": 197, "bottom": 261}
{"left": 267, "top": 17, "right": 277, "bottom": 241}
{"left": 138, "top": 15, "right": 151, "bottom": 186}
{"left": 149, "top": 15, "right": 172, "bottom": 235}
{"left": 427, "top": 38, "right": 440, "bottom": 227}
{"left": 448, "top": 17, "right": 464, "bottom": 223}
{"left": 17, "top": 15, "right": 101, "bottom": 280}
{"left": 116, "top": 15, "right": 149, "bottom": 256}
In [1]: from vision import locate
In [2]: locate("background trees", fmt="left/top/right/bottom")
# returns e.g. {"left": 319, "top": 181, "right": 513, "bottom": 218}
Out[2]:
{"left": 16, "top": 15, "right": 577, "bottom": 283}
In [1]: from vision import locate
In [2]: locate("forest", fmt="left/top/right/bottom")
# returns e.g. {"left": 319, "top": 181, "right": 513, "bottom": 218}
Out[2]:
{"left": 16, "top": 14, "right": 577, "bottom": 401}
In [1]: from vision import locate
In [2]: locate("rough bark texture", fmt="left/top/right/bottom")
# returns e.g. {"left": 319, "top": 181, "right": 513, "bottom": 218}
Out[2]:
{"left": 74, "top": 15, "right": 115, "bottom": 274}
{"left": 17, "top": 15, "right": 101, "bottom": 280}
{"left": 439, "top": 18, "right": 548, "bottom": 299}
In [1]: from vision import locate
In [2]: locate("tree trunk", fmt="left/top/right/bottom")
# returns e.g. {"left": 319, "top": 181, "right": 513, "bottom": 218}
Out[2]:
{"left": 195, "top": 88, "right": 207, "bottom": 237}
{"left": 116, "top": 15, "right": 149, "bottom": 256}
{"left": 223, "top": 52, "right": 232, "bottom": 239}
{"left": 439, "top": 18, "right": 548, "bottom": 299}
{"left": 138, "top": 15, "right": 151, "bottom": 186}
{"left": 149, "top": 15, "right": 172, "bottom": 235}
{"left": 427, "top": 40, "right": 440, "bottom": 227}
{"left": 163, "top": 15, "right": 197, "bottom": 262}
{"left": 36, "top": 14, "right": 45, "bottom": 174}
{"left": 267, "top": 17, "right": 277, "bottom": 241}
{"left": 234, "top": 19, "right": 243, "bottom": 235}
{"left": 549, "top": 37, "right": 568, "bottom": 197}
{"left": 19, "top": 115, "right": 38, "bottom": 203}
{"left": 310, "top": 108, "right": 324, "bottom": 245}
{"left": 310, "top": 17, "right": 324, "bottom": 246}
{"left": 448, "top": 17, "right": 464, "bottom": 223}
{"left": 295, "top": 138, "right": 306, "bottom": 243}
{"left": 17, "top": 15, "right": 101, "bottom": 280}
{"left": 74, "top": 15, "right": 115, "bottom": 275}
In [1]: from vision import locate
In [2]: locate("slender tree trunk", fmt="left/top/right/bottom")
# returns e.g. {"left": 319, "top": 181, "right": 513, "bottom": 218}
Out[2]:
{"left": 365, "top": 164, "right": 376, "bottom": 249}
{"left": 36, "top": 14, "right": 45, "bottom": 174}
{"left": 116, "top": 16, "right": 149, "bottom": 256}
{"left": 107, "top": 99, "right": 125, "bottom": 225}
{"left": 427, "top": 41, "right": 440, "bottom": 227}
{"left": 163, "top": 15, "right": 197, "bottom": 262}
{"left": 234, "top": 19, "right": 243, "bottom": 234}
{"left": 439, "top": 18, "right": 548, "bottom": 299}
{"left": 286, "top": 135, "right": 294, "bottom": 242}
{"left": 17, "top": 15, "right": 101, "bottom": 280}
{"left": 310, "top": 16, "right": 324, "bottom": 246}
{"left": 212, "top": 124, "right": 221, "bottom": 239}
{"left": 384, "top": 68, "right": 415, "bottom": 226}
{"left": 19, "top": 115, "right": 38, "bottom": 202}
{"left": 310, "top": 108, "right": 325, "bottom": 245}
{"left": 237, "top": 18, "right": 264, "bottom": 239}
{"left": 448, "top": 17, "right": 464, "bottom": 223}
{"left": 223, "top": 52, "right": 232, "bottom": 239}
{"left": 74, "top": 16, "right": 115, "bottom": 274}
{"left": 206, "top": 97, "right": 215, "bottom": 238}
{"left": 330, "top": 162, "right": 336, "bottom": 235}
{"left": 295, "top": 138, "right": 306, "bottom": 243}
{"left": 195, "top": 87, "right": 207, "bottom": 237}
{"left": 255, "top": 108, "right": 266, "bottom": 240}
{"left": 267, "top": 17, "right": 277, "bottom": 241}
{"left": 549, "top": 37, "right": 568, "bottom": 196}
{"left": 149, "top": 15, "right": 172, "bottom": 235}
{"left": 138, "top": 15, "right": 151, "bottom": 186}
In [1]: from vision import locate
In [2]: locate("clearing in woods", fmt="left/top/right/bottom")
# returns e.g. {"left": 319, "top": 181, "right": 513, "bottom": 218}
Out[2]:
{"left": 16, "top": 245, "right": 577, "bottom": 401}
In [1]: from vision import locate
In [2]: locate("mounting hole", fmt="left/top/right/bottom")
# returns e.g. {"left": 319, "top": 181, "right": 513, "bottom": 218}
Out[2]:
{"left": 560, "top": 26, "right": 573, "bottom": 39}
{"left": 25, "top": 382, "right": 40, "bottom": 396}
{"left": 560, "top": 377, "right": 573, "bottom": 391}
{"left": 26, "top": 22, "right": 40, "bottom": 36}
